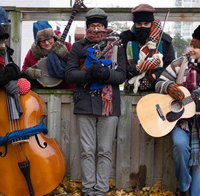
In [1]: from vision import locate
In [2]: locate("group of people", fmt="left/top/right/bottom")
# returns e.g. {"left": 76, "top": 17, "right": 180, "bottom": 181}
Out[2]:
{"left": 1, "top": 3, "right": 200, "bottom": 196}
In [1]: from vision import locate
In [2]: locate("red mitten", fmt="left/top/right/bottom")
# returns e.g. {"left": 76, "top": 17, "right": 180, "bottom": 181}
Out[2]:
{"left": 17, "top": 78, "right": 31, "bottom": 95}
{"left": 167, "top": 83, "right": 185, "bottom": 100}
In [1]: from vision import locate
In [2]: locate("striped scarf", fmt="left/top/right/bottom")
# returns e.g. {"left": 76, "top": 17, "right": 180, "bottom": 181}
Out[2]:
{"left": 186, "top": 58, "right": 200, "bottom": 93}
{"left": 85, "top": 29, "right": 114, "bottom": 116}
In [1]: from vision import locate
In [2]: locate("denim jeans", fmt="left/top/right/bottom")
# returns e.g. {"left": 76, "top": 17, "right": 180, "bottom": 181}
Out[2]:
{"left": 77, "top": 114, "right": 118, "bottom": 196}
{"left": 171, "top": 127, "right": 200, "bottom": 196}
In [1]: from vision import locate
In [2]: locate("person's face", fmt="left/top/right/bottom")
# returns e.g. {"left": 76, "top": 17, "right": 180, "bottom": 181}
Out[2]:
{"left": 189, "top": 45, "right": 200, "bottom": 59}
{"left": 0, "top": 39, "right": 7, "bottom": 48}
{"left": 38, "top": 37, "right": 55, "bottom": 50}
{"left": 135, "top": 22, "right": 152, "bottom": 28}
{"left": 88, "top": 23, "right": 105, "bottom": 31}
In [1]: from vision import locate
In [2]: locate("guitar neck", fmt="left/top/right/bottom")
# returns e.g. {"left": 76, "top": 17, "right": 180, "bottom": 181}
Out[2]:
{"left": 96, "top": 38, "right": 121, "bottom": 59}
{"left": 182, "top": 96, "right": 193, "bottom": 106}
{"left": 60, "top": 10, "right": 77, "bottom": 44}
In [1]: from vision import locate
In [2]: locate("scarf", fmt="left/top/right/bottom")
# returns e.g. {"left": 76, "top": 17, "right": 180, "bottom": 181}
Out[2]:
{"left": 85, "top": 28, "right": 113, "bottom": 43}
{"left": 126, "top": 19, "right": 163, "bottom": 93}
{"left": 189, "top": 87, "right": 200, "bottom": 168}
{"left": 0, "top": 46, "right": 6, "bottom": 69}
{"left": 127, "top": 23, "right": 163, "bottom": 65}
{"left": 84, "top": 29, "right": 114, "bottom": 116}
{"left": 0, "top": 56, "right": 4, "bottom": 69}
{"left": 186, "top": 58, "right": 200, "bottom": 93}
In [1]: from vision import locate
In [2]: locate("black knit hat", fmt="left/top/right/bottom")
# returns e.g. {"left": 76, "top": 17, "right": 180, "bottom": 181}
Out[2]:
{"left": 131, "top": 4, "right": 155, "bottom": 23}
{"left": 85, "top": 8, "right": 108, "bottom": 28}
{"left": 0, "top": 24, "right": 9, "bottom": 40}
{"left": 191, "top": 25, "right": 200, "bottom": 48}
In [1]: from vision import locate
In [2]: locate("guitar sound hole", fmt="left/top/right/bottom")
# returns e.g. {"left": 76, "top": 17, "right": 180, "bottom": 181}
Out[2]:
{"left": 171, "top": 100, "right": 183, "bottom": 112}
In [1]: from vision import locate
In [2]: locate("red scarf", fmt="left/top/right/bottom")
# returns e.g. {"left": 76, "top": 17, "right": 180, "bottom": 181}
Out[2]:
{"left": 0, "top": 56, "right": 5, "bottom": 70}
{"left": 85, "top": 28, "right": 113, "bottom": 43}
{"left": 186, "top": 62, "right": 198, "bottom": 93}
{"left": 85, "top": 28, "right": 114, "bottom": 116}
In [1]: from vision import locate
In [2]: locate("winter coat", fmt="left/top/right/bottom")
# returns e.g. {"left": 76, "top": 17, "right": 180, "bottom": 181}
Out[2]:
{"left": 22, "top": 42, "right": 75, "bottom": 89}
{"left": 65, "top": 38, "right": 127, "bottom": 117}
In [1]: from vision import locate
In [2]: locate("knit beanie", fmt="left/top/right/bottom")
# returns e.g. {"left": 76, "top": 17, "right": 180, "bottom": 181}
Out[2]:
{"left": 191, "top": 25, "right": 200, "bottom": 49}
{"left": 0, "top": 6, "right": 9, "bottom": 25}
{"left": 0, "top": 24, "right": 9, "bottom": 40}
{"left": 85, "top": 8, "right": 108, "bottom": 28}
{"left": 131, "top": 4, "right": 155, "bottom": 23}
{"left": 33, "top": 21, "right": 56, "bottom": 45}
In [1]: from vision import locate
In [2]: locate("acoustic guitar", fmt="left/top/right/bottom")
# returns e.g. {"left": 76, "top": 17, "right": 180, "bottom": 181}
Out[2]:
{"left": 136, "top": 86, "right": 195, "bottom": 138}
{"left": 36, "top": 0, "right": 86, "bottom": 87}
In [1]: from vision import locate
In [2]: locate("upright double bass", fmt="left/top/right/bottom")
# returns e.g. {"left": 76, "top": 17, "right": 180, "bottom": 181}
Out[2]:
{"left": 0, "top": 88, "right": 66, "bottom": 196}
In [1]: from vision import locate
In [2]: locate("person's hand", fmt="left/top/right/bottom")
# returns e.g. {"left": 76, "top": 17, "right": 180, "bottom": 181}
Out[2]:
{"left": 136, "top": 57, "right": 161, "bottom": 73}
{"left": 85, "top": 65, "right": 94, "bottom": 82}
{"left": 24, "top": 64, "right": 42, "bottom": 79}
{"left": 91, "top": 61, "right": 110, "bottom": 81}
{"left": 51, "top": 41, "right": 69, "bottom": 61}
{"left": 119, "top": 30, "right": 137, "bottom": 44}
{"left": 167, "top": 83, "right": 185, "bottom": 100}
{"left": 5, "top": 62, "right": 21, "bottom": 80}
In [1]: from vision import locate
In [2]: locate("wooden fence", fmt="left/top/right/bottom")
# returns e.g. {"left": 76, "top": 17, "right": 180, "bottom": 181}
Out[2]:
{"left": 34, "top": 89, "right": 178, "bottom": 193}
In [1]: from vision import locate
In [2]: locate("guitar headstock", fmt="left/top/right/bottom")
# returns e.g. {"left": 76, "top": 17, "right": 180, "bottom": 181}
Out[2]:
{"left": 73, "top": 0, "right": 87, "bottom": 13}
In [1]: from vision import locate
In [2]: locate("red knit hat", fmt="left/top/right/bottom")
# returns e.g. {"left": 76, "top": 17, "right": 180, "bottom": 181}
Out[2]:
{"left": 191, "top": 25, "right": 200, "bottom": 49}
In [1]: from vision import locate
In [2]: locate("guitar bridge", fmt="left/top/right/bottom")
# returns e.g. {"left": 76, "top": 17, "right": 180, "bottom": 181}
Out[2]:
{"left": 156, "top": 104, "right": 165, "bottom": 121}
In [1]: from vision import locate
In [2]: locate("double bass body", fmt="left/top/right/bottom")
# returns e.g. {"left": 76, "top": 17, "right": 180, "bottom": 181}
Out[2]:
{"left": 0, "top": 88, "right": 66, "bottom": 196}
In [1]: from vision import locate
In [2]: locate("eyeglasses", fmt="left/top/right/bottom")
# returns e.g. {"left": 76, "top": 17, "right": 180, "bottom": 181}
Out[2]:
{"left": 89, "top": 24, "right": 104, "bottom": 30}
{"left": 39, "top": 37, "right": 54, "bottom": 44}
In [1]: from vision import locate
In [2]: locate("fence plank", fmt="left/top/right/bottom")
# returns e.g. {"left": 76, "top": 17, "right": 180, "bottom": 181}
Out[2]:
{"left": 69, "top": 95, "right": 81, "bottom": 180}
{"left": 116, "top": 96, "right": 132, "bottom": 189}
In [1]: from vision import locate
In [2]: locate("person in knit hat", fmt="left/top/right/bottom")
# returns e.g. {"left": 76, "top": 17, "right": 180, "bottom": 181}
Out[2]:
{"left": 21, "top": 20, "right": 74, "bottom": 89}
{"left": 155, "top": 25, "right": 200, "bottom": 196}
{"left": 119, "top": 3, "right": 175, "bottom": 93}
{"left": 65, "top": 8, "right": 126, "bottom": 196}
{"left": 0, "top": 24, "right": 21, "bottom": 86}
{"left": 0, "top": 23, "right": 31, "bottom": 97}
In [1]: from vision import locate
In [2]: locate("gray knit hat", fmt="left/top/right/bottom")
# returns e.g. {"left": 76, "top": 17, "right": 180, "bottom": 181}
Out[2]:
{"left": 85, "top": 8, "right": 108, "bottom": 28}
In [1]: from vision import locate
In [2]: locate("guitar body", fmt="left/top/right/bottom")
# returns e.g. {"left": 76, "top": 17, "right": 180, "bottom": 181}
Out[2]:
{"left": 36, "top": 57, "right": 63, "bottom": 87}
{"left": 0, "top": 89, "right": 66, "bottom": 196}
{"left": 136, "top": 86, "right": 196, "bottom": 137}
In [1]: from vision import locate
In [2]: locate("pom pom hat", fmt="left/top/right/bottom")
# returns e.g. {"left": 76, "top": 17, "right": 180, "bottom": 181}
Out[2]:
{"left": 0, "top": 6, "right": 9, "bottom": 25}
{"left": 33, "top": 21, "right": 57, "bottom": 45}
{"left": 85, "top": 8, "right": 108, "bottom": 28}
{"left": 190, "top": 25, "right": 200, "bottom": 49}
{"left": 131, "top": 4, "right": 155, "bottom": 23}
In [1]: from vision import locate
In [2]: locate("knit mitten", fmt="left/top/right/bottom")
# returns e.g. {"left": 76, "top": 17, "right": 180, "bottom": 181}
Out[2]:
{"left": 51, "top": 41, "right": 69, "bottom": 61}
{"left": 24, "top": 64, "right": 42, "bottom": 79}
{"left": 136, "top": 57, "right": 161, "bottom": 73}
{"left": 167, "top": 83, "right": 185, "bottom": 100}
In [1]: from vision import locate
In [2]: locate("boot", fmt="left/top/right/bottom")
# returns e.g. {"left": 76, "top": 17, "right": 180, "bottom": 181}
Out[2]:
{"left": 179, "top": 189, "right": 190, "bottom": 196}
